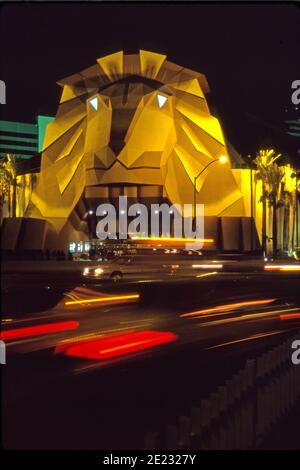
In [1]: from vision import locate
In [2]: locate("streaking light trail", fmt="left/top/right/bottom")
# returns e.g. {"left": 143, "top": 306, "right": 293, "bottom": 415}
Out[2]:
{"left": 59, "top": 330, "right": 177, "bottom": 360}
{"left": 192, "top": 264, "right": 223, "bottom": 269}
{"left": 196, "top": 272, "right": 218, "bottom": 278}
{"left": 65, "top": 293, "right": 140, "bottom": 306}
{"left": 131, "top": 236, "right": 214, "bottom": 244}
{"left": 181, "top": 298, "right": 276, "bottom": 318}
{"left": 280, "top": 312, "right": 300, "bottom": 320}
{"left": 206, "top": 331, "right": 285, "bottom": 350}
{"left": 264, "top": 265, "right": 300, "bottom": 271}
{"left": 0, "top": 321, "right": 80, "bottom": 341}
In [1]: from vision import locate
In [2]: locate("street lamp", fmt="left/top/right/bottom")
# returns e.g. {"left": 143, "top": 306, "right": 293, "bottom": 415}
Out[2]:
{"left": 245, "top": 155, "right": 256, "bottom": 252}
{"left": 193, "top": 155, "right": 228, "bottom": 227}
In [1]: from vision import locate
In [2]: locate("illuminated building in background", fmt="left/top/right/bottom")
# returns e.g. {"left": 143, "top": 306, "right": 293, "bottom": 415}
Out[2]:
{"left": 1, "top": 50, "right": 288, "bottom": 252}
{"left": 0, "top": 115, "right": 54, "bottom": 159}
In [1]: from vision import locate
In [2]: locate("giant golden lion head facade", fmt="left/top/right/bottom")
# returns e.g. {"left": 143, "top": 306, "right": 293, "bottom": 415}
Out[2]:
{"left": 28, "top": 50, "right": 245, "bottom": 241}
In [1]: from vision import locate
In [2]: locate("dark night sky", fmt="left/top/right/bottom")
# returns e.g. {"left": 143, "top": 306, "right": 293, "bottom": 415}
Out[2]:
{"left": 0, "top": 2, "right": 299, "bottom": 163}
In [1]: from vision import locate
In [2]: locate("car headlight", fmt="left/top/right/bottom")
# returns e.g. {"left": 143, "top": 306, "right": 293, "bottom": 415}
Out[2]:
{"left": 94, "top": 268, "right": 104, "bottom": 275}
{"left": 83, "top": 268, "right": 89, "bottom": 275}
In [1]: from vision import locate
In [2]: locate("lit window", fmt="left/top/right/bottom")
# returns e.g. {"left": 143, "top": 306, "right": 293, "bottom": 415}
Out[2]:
{"left": 76, "top": 242, "right": 83, "bottom": 253}
{"left": 157, "top": 94, "right": 167, "bottom": 108}
{"left": 89, "top": 97, "right": 98, "bottom": 111}
{"left": 84, "top": 242, "right": 90, "bottom": 252}
{"left": 69, "top": 242, "right": 76, "bottom": 253}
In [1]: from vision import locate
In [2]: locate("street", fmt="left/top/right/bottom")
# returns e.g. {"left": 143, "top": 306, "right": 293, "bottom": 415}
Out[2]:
{"left": 2, "top": 259, "right": 300, "bottom": 449}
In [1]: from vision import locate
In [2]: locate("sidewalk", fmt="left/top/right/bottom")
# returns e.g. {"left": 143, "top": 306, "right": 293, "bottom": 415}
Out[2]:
{"left": 260, "top": 399, "right": 300, "bottom": 449}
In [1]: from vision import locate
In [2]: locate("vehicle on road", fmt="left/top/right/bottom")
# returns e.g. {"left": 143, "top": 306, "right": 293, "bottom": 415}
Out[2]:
{"left": 82, "top": 255, "right": 183, "bottom": 281}
{"left": 82, "top": 255, "right": 229, "bottom": 282}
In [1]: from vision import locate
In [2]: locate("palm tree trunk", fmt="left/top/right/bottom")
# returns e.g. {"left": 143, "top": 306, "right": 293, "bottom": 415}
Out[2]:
{"left": 288, "top": 193, "right": 294, "bottom": 250}
{"left": 262, "top": 187, "right": 267, "bottom": 254}
{"left": 291, "top": 190, "right": 296, "bottom": 250}
{"left": 12, "top": 179, "right": 16, "bottom": 217}
{"left": 0, "top": 202, "right": 3, "bottom": 225}
{"left": 8, "top": 185, "right": 11, "bottom": 217}
{"left": 283, "top": 193, "right": 289, "bottom": 251}
{"left": 272, "top": 201, "right": 277, "bottom": 255}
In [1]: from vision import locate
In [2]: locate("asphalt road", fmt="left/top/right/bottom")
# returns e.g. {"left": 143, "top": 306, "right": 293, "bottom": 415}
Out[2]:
{"left": 1, "top": 260, "right": 300, "bottom": 449}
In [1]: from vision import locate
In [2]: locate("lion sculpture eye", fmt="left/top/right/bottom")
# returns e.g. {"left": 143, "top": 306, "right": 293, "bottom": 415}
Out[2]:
{"left": 157, "top": 94, "right": 167, "bottom": 108}
{"left": 89, "top": 97, "right": 98, "bottom": 111}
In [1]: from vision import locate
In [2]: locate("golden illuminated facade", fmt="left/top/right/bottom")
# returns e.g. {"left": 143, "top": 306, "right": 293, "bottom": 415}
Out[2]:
{"left": 3, "top": 51, "right": 265, "bottom": 251}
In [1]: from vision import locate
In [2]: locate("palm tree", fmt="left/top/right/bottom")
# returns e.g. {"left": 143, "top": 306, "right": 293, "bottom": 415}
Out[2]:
{"left": 283, "top": 164, "right": 299, "bottom": 251}
{"left": 4, "top": 154, "right": 18, "bottom": 217}
{"left": 0, "top": 160, "right": 12, "bottom": 222}
{"left": 254, "top": 149, "right": 282, "bottom": 255}
{"left": 0, "top": 154, "right": 19, "bottom": 221}
{"left": 266, "top": 163, "right": 284, "bottom": 255}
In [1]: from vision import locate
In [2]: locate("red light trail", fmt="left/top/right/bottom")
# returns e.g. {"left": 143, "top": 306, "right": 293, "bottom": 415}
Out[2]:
{"left": 58, "top": 330, "right": 177, "bottom": 360}
{"left": 1, "top": 321, "right": 80, "bottom": 341}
